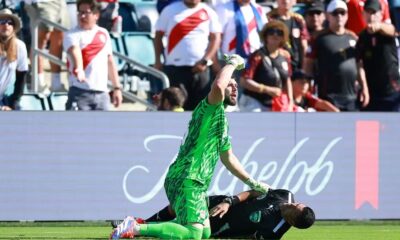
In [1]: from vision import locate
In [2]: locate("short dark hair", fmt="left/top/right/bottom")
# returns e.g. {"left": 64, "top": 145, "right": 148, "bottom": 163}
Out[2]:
{"left": 160, "top": 87, "right": 186, "bottom": 109}
{"left": 77, "top": 0, "right": 101, "bottom": 13}
{"left": 293, "top": 206, "right": 315, "bottom": 229}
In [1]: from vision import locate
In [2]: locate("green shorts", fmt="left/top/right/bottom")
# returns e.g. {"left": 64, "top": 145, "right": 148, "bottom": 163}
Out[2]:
{"left": 164, "top": 178, "right": 209, "bottom": 225}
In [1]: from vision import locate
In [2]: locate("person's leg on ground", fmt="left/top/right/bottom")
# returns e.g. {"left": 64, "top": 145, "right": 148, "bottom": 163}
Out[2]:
{"left": 145, "top": 205, "right": 175, "bottom": 222}
{"left": 111, "top": 179, "right": 208, "bottom": 239}
{"left": 140, "top": 179, "right": 208, "bottom": 239}
{"left": 202, "top": 218, "right": 211, "bottom": 239}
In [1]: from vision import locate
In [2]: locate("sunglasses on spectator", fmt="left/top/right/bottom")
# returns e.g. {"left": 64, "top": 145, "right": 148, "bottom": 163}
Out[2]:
{"left": 307, "top": 11, "right": 323, "bottom": 16}
{"left": 0, "top": 19, "right": 14, "bottom": 26}
{"left": 331, "top": 10, "right": 347, "bottom": 16}
{"left": 266, "top": 28, "right": 284, "bottom": 37}
{"left": 77, "top": 10, "right": 94, "bottom": 16}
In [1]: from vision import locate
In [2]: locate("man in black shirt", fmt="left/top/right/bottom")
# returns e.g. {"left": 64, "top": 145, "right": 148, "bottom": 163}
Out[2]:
{"left": 355, "top": 0, "right": 400, "bottom": 111}
{"left": 113, "top": 189, "right": 315, "bottom": 239}
{"left": 303, "top": 0, "right": 370, "bottom": 111}
{"left": 267, "top": 0, "right": 309, "bottom": 71}
{"left": 304, "top": 0, "right": 326, "bottom": 37}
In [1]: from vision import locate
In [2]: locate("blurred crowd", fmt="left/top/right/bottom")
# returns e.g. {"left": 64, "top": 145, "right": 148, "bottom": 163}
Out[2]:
{"left": 0, "top": 0, "right": 400, "bottom": 112}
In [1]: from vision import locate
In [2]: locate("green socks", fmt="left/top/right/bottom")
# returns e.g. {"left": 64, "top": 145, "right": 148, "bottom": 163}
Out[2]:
{"left": 140, "top": 222, "right": 204, "bottom": 239}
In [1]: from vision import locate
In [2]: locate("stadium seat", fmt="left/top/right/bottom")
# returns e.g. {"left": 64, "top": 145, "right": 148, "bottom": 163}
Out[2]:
{"left": 119, "top": 0, "right": 158, "bottom": 33}
{"left": 111, "top": 35, "right": 126, "bottom": 71}
{"left": 122, "top": 32, "right": 155, "bottom": 66}
{"left": 19, "top": 93, "right": 49, "bottom": 110}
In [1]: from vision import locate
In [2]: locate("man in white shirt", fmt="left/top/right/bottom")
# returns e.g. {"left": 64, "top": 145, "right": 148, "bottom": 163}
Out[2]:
{"left": 153, "top": 0, "right": 222, "bottom": 110}
{"left": 63, "top": 0, "right": 122, "bottom": 110}
{"left": 216, "top": 0, "right": 267, "bottom": 60}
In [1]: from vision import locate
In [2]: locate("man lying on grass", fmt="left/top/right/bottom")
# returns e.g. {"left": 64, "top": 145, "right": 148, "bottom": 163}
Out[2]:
{"left": 111, "top": 188, "right": 315, "bottom": 239}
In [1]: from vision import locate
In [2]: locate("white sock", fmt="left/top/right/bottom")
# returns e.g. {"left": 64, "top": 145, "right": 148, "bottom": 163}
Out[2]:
{"left": 51, "top": 73, "right": 62, "bottom": 88}
{"left": 38, "top": 73, "right": 46, "bottom": 87}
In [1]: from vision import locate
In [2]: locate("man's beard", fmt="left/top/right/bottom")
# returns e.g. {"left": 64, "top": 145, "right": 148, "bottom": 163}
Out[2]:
{"left": 224, "top": 95, "right": 236, "bottom": 107}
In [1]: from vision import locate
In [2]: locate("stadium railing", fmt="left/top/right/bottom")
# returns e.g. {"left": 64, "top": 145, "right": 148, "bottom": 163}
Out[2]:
{"left": 19, "top": 93, "right": 49, "bottom": 111}
{"left": 24, "top": 0, "right": 168, "bottom": 111}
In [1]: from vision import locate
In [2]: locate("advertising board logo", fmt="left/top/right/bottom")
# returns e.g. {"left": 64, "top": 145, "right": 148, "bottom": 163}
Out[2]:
{"left": 122, "top": 121, "right": 381, "bottom": 210}
{"left": 123, "top": 136, "right": 339, "bottom": 203}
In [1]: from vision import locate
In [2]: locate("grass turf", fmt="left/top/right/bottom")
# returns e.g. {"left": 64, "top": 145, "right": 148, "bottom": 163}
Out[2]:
{"left": 0, "top": 220, "right": 399, "bottom": 239}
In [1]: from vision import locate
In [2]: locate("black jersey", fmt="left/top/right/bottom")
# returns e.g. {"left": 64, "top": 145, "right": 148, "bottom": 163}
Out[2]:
{"left": 308, "top": 30, "right": 359, "bottom": 100}
{"left": 356, "top": 30, "right": 400, "bottom": 98}
{"left": 268, "top": 10, "right": 309, "bottom": 70}
{"left": 209, "top": 189, "right": 295, "bottom": 239}
{"left": 243, "top": 48, "right": 290, "bottom": 107}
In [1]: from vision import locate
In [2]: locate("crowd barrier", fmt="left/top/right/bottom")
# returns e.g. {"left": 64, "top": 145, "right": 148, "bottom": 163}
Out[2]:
{"left": 0, "top": 112, "right": 399, "bottom": 221}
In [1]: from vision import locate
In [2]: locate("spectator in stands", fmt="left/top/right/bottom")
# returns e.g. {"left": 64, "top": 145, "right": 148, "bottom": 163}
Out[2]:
{"left": 356, "top": 0, "right": 400, "bottom": 111}
{"left": 23, "top": 0, "right": 70, "bottom": 92}
{"left": 153, "top": 0, "right": 222, "bottom": 110}
{"left": 267, "top": 0, "right": 309, "bottom": 71}
{"left": 346, "top": 0, "right": 392, "bottom": 35}
{"left": 304, "top": 1, "right": 326, "bottom": 37}
{"left": 303, "top": 1, "right": 326, "bottom": 95}
{"left": 303, "top": 0, "right": 369, "bottom": 111}
{"left": 63, "top": 0, "right": 122, "bottom": 111}
{"left": 214, "top": 0, "right": 268, "bottom": 112}
{"left": 0, "top": 8, "right": 28, "bottom": 111}
{"left": 153, "top": 87, "right": 186, "bottom": 111}
{"left": 96, "top": 0, "right": 122, "bottom": 37}
{"left": 239, "top": 21, "right": 293, "bottom": 112}
{"left": 291, "top": 70, "right": 340, "bottom": 112}
{"left": 215, "top": 0, "right": 268, "bottom": 62}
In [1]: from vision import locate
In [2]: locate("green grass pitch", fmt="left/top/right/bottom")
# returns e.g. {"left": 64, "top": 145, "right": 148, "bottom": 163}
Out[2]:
{"left": 0, "top": 220, "right": 399, "bottom": 239}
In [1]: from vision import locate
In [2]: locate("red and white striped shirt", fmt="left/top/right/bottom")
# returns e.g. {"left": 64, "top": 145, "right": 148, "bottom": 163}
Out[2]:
{"left": 64, "top": 25, "right": 113, "bottom": 92}
{"left": 155, "top": 1, "right": 222, "bottom": 66}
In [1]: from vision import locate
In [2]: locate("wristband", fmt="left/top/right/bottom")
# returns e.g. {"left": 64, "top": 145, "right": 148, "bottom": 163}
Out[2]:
{"left": 200, "top": 58, "right": 213, "bottom": 66}
{"left": 222, "top": 197, "right": 233, "bottom": 206}
{"left": 222, "top": 196, "right": 240, "bottom": 207}
{"left": 113, "top": 87, "right": 122, "bottom": 91}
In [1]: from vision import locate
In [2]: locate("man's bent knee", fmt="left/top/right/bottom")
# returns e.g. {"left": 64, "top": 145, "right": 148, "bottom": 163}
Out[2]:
{"left": 186, "top": 225, "right": 202, "bottom": 240}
